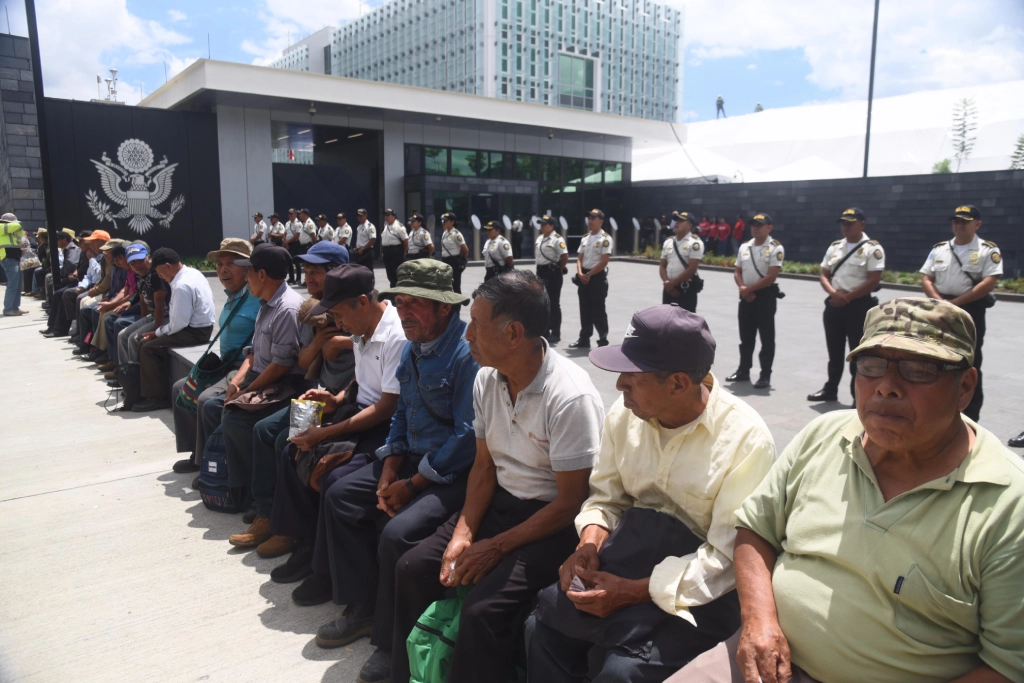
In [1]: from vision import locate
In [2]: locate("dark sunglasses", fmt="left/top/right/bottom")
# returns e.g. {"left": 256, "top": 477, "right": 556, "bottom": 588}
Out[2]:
{"left": 854, "top": 355, "right": 964, "bottom": 384}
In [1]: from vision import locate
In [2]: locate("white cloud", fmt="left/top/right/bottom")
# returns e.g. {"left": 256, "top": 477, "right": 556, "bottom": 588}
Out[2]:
{"left": 673, "top": 0, "right": 1024, "bottom": 99}
{"left": 682, "top": 109, "right": 700, "bottom": 121}
{"left": 167, "top": 9, "right": 187, "bottom": 23}
{"left": 746, "top": 64, "right": 757, "bottom": 70}
{"left": 245, "top": 0, "right": 372, "bottom": 65}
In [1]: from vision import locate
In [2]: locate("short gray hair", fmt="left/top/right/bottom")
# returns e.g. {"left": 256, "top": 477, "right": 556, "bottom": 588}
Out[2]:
{"left": 654, "top": 366, "right": 711, "bottom": 386}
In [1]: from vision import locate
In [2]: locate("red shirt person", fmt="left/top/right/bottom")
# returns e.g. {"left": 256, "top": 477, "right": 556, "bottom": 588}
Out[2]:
{"left": 732, "top": 216, "right": 746, "bottom": 241}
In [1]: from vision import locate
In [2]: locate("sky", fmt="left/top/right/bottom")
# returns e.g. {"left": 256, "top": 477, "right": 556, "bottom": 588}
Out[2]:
{"left": 1, "top": 0, "right": 1022, "bottom": 121}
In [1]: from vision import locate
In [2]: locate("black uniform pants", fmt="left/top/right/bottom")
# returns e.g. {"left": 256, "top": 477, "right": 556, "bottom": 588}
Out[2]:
{"left": 537, "top": 265, "right": 564, "bottom": 339}
{"left": 288, "top": 243, "right": 308, "bottom": 283}
{"left": 382, "top": 244, "right": 405, "bottom": 288}
{"left": 355, "top": 248, "right": 374, "bottom": 271}
{"left": 576, "top": 272, "right": 609, "bottom": 342}
{"left": 442, "top": 257, "right": 464, "bottom": 294}
{"left": 956, "top": 298, "right": 987, "bottom": 422}
{"left": 392, "top": 487, "right": 580, "bottom": 683}
{"left": 662, "top": 286, "right": 697, "bottom": 312}
{"left": 324, "top": 455, "right": 468, "bottom": 651}
{"left": 738, "top": 289, "right": 777, "bottom": 376}
{"left": 823, "top": 294, "right": 876, "bottom": 393}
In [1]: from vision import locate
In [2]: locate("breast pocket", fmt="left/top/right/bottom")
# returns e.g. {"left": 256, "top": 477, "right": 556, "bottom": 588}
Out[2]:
{"left": 417, "top": 372, "right": 453, "bottom": 420}
{"left": 895, "top": 564, "right": 979, "bottom": 648}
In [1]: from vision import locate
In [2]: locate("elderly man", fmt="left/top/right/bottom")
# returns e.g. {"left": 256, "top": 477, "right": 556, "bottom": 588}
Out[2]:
{"left": 72, "top": 240, "right": 129, "bottom": 356}
{"left": 101, "top": 243, "right": 170, "bottom": 379}
{"left": 671, "top": 297, "right": 1024, "bottom": 683}
{"left": 133, "top": 248, "right": 217, "bottom": 412}
{"left": 527, "top": 305, "right": 776, "bottom": 682}
{"left": 41, "top": 228, "right": 81, "bottom": 314}
{"left": 392, "top": 271, "right": 606, "bottom": 683}
{"left": 43, "top": 230, "right": 109, "bottom": 335}
{"left": 313, "top": 260, "right": 479, "bottom": 683}
{"left": 171, "top": 238, "right": 262, "bottom": 475}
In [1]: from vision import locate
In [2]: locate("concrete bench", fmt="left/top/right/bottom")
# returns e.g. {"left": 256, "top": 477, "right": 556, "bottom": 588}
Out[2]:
{"left": 166, "top": 345, "right": 209, "bottom": 399}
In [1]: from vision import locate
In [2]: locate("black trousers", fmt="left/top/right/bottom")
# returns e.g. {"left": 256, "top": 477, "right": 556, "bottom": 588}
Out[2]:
{"left": 956, "top": 298, "right": 987, "bottom": 422}
{"left": 662, "top": 286, "right": 697, "bottom": 313}
{"left": 537, "top": 265, "right": 564, "bottom": 339}
{"left": 288, "top": 243, "right": 308, "bottom": 283}
{"left": 48, "top": 284, "right": 78, "bottom": 332}
{"left": 382, "top": 245, "right": 406, "bottom": 288}
{"left": 576, "top": 272, "right": 609, "bottom": 342}
{"left": 355, "top": 248, "right": 374, "bottom": 271}
{"left": 324, "top": 455, "right": 469, "bottom": 650}
{"left": 822, "top": 294, "right": 876, "bottom": 392}
{"left": 526, "top": 592, "right": 740, "bottom": 683}
{"left": 738, "top": 289, "right": 777, "bottom": 376}
{"left": 442, "top": 257, "right": 464, "bottom": 294}
{"left": 392, "top": 488, "right": 580, "bottom": 683}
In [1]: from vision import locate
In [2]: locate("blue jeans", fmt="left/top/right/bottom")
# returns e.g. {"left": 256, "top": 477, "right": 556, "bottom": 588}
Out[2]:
{"left": 2, "top": 257, "right": 21, "bottom": 313}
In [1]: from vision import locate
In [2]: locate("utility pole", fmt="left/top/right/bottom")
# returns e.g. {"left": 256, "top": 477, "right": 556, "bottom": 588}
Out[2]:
{"left": 862, "top": 0, "right": 880, "bottom": 178}
{"left": 24, "top": 0, "right": 63, "bottom": 289}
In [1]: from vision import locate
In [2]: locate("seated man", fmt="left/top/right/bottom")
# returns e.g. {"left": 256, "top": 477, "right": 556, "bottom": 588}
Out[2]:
{"left": 41, "top": 228, "right": 80, "bottom": 313}
{"left": 670, "top": 297, "right": 1024, "bottom": 683}
{"left": 70, "top": 239, "right": 124, "bottom": 350}
{"left": 391, "top": 271, "right": 606, "bottom": 683}
{"left": 261, "top": 264, "right": 404, "bottom": 576}
{"left": 43, "top": 230, "right": 108, "bottom": 336}
{"left": 85, "top": 244, "right": 139, "bottom": 364}
{"left": 103, "top": 243, "right": 171, "bottom": 379}
{"left": 133, "top": 248, "right": 217, "bottom": 412}
{"left": 313, "top": 260, "right": 479, "bottom": 683}
{"left": 171, "top": 238, "right": 261, "bottom": 475}
{"left": 527, "top": 305, "right": 776, "bottom": 682}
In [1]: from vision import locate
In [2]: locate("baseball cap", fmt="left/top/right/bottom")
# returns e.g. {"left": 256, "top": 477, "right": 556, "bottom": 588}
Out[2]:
{"left": 408, "top": 213, "right": 423, "bottom": 224}
{"left": 847, "top": 297, "right": 976, "bottom": 367}
{"left": 751, "top": 213, "right": 773, "bottom": 225}
{"left": 125, "top": 243, "right": 149, "bottom": 263}
{"left": 234, "top": 242, "right": 291, "bottom": 279}
{"left": 440, "top": 212, "right": 456, "bottom": 222}
{"left": 590, "top": 304, "right": 716, "bottom": 374}
{"left": 316, "top": 214, "right": 328, "bottom": 222}
{"left": 484, "top": 220, "right": 501, "bottom": 231}
{"left": 838, "top": 207, "right": 866, "bottom": 222}
{"left": 207, "top": 237, "right": 252, "bottom": 263}
{"left": 672, "top": 211, "right": 696, "bottom": 224}
{"left": 950, "top": 204, "right": 981, "bottom": 221}
{"left": 270, "top": 212, "right": 279, "bottom": 219}
{"left": 253, "top": 212, "right": 263, "bottom": 219}
{"left": 356, "top": 208, "right": 368, "bottom": 216}
{"left": 337, "top": 212, "right": 347, "bottom": 220}
{"left": 82, "top": 229, "right": 110, "bottom": 243}
{"left": 299, "top": 208, "right": 310, "bottom": 215}
{"left": 311, "top": 264, "right": 375, "bottom": 316}
{"left": 587, "top": 208, "right": 605, "bottom": 219}
{"left": 379, "top": 259, "right": 470, "bottom": 306}
{"left": 299, "top": 240, "right": 351, "bottom": 267}
{"left": 538, "top": 214, "right": 556, "bottom": 226}
{"left": 150, "top": 247, "right": 180, "bottom": 267}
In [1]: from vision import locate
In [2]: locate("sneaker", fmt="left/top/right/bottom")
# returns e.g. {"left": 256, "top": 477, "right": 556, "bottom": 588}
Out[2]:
{"left": 357, "top": 648, "right": 392, "bottom": 683}
{"left": 256, "top": 535, "right": 296, "bottom": 559}
{"left": 228, "top": 517, "right": 271, "bottom": 548}
{"left": 316, "top": 604, "right": 374, "bottom": 648}
{"left": 271, "top": 544, "right": 314, "bottom": 584}
{"left": 2, "top": 309, "right": 24, "bottom": 316}
{"left": 172, "top": 458, "right": 199, "bottom": 474}
{"left": 292, "top": 572, "right": 333, "bottom": 606}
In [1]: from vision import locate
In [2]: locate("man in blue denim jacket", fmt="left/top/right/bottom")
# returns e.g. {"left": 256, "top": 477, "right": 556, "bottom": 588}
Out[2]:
{"left": 311, "top": 260, "right": 478, "bottom": 682}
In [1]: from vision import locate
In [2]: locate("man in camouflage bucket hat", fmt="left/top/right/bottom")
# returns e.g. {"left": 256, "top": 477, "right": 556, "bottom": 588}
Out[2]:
{"left": 669, "top": 297, "right": 1024, "bottom": 683}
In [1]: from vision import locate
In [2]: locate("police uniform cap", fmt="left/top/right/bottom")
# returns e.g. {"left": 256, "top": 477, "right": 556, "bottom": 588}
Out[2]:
{"left": 316, "top": 214, "right": 328, "bottom": 222}
{"left": 751, "top": 213, "right": 773, "bottom": 225}
{"left": 587, "top": 208, "right": 605, "bottom": 219}
{"left": 253, "top": 212, "right": 263, "bottom": 219}
{"left": 408, "top": 213, "right": 423, "bottom": 224}
{"left": 672, "top": 211, "right": 695, "bottom": 224}
{"left": 356, "top": 208, "right": 368, "bottom": 216}
{"left": 288, "top": 208, "right": 297, "bottom": 214}
{"left": 441, "top": 212, "right": 456, "bottom": 222}
{"left": 950, "top": 204, "right": 981, "bottom": 221}
{"left": 384, "top": 208, "right": 396, "bottom": 216}
{"left": 269, "top": 212, "right": 279, "bottom": 219}
{"left": 337, "top": 212, "right": 346, "bottom": 220}
{"left": 299, "top": 208, "right": 310, "bottom": 216}
{"left": 538, "top": 215, "right": 556, "bottom": 225}
{"left": 484, "top": 220, "right": 501, "bottom": 231}
{"left": 838, "top": 207, "right": 866, "bottom": 222}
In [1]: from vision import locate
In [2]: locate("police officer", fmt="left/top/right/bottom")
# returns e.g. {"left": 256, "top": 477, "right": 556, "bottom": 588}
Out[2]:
{"left": 251, "top": 212, "right": 267, "bottom": 246}
{"left": 481, "top": 221, "right": 513, "bottom": 281}
{"left": 283, "top": 207, "right": 301, "bottom": 283}
{"left": 727, "top": 212, "right": 784, "bottom": 389}
{"left": 920, "top": 204, "right": 1001, "bottom": 422}
{"left": 534, "top": 214, "right": 568, "bottom": 344}
{"left": 291, "top": 208, "right": 316, "bottom": 286}
{"left": 267, "top": 213, "right": 286, "bottom": 246}
{"left": 351, "top": 208, "right": 376, "bottom": 270}
{"left": 379, "top": 208, "right": 408, "bottom": 287}
{"left": 315, "top": 214, "right": 335, "bottom": 243}
{"left": 438, "top": 212, "right": 468, "bottom": 293}
{"left": 808, "top": 207, "right": 885, "bottom": 402}
{"left": 406, "top": 214, "right": 434, "bottom": 261}
{"left": 335, "top": 213, "right": 352, "bottom": 247}
{"left": 657, "top": 210, "right": 704, "bottom": 312}
{"left": 568, "top": 208, "right": 612, "bottom": 349}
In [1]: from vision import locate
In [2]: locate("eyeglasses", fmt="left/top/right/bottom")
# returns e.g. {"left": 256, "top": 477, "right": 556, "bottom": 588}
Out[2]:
{"left": 854, "top": 355, "right": 964, "bottom": 384}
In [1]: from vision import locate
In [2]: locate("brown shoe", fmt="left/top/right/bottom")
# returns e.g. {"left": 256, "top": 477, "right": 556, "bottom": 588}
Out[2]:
{"left": 229, "top": 517, "right": 271, "bottom": 548}
{"left": 256, "top": 535, "right": 296, "bottom": 559}
{"left": 104, "top": 371, "right": 117, "bottom": 380}
{"left": 97, "top": 362, "right": 115, "bottom": 372}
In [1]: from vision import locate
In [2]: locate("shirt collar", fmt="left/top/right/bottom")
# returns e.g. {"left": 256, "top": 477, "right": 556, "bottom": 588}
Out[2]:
{"left": 502, "top": 337, "right": 555, "bottom": 395}
{"left": 413, "top": 313, "right": 464, "bottom": 359}
{"left": 950, "top": 235, "right": 980, "bottom": 250}
{"left": 265, "top": 280, "right": 290, "bottom": 308}
{"left": 170, "top": 266, "right": 187, "bottom": 286}
{"left": 653, "top": 372, "right": 720, "bottom": 436}
{"left": 367, "top": 300, "right": 401, "bottom": 344}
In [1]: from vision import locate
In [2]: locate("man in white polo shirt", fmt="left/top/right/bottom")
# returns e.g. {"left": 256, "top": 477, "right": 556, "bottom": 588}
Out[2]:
{"left": 391, "top": 271, "right": 606, "bottom": 683}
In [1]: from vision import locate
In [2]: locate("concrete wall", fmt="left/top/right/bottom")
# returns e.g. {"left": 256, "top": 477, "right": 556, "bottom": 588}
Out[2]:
{"left": 215, "top": 105, "right": 274, "bottom": 240}
{"left": 632, "top": 171, "right": 1024, "bottom": 276}
{"left": 0, "top": 35, "right": 43, "bottom": 225}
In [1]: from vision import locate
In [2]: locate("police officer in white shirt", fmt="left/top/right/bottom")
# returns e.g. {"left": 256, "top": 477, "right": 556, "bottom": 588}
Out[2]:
{"left": 251, "top": 212, "right": 268, "bottom": 245}
{"left": 439, "top": 212, "right": 468, "bottom": 294}
{"left": 482, "top": 221, "right": 513, "bottom": 281}
{"left": 510, "top": 214, "right": 524, "bottom": 259}
{"left": 728, "top": 213, "right": 784, "bottom": 389}
{"left": 290, "top": 208, "right": 317, "bottom": 287}
{"left": 379, "top": 208, "right": 408, "bottom": 288}
{"left": 658, "top": 211, "right": 704, "bottom": 313}
{"left": 352, "top": 208, "right": 376, "bottom": 270}
{"left": 808, "top": 207, "right": 885, "bottom": 402}
{"left": 267, "top": 213, "right": 286, "bottom": 247}
{"left": 335, "top": 213, "right": 353, "bottom": 247}
{"left": 406, "top": 214, "right": 434, "bottom": 261}
{"left": 920, "top": 204, "right": 1001, "bottom": 422}
{"left": 569, "top": 209, "right": 613, "bottom": 349}
{"left": 534, "top": 215, "right": 568, "bottom": 344}
{"left": 316, "top": 214, "right": 335, "bottom": 243}
{"left": 283, "top": 208, "right": 302, "bottom": 283}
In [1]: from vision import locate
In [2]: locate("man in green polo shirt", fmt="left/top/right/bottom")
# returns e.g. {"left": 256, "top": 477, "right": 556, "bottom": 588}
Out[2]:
{"left": 669, "top": 297, "right": 1024, "bottom": 683}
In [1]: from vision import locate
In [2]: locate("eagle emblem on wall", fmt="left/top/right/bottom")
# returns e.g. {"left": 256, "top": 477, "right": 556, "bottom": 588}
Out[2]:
{"left": 85, "top": 138, "right": 186, "bottom": 234}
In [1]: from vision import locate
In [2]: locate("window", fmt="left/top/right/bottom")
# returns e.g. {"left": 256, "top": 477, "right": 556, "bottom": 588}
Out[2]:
{"left": 405, "top": 144, "right": 423, "bottom": 175}
{"left": 558, "top": 54, "right": 594, "bottom": 110}
{"left": 425, "top": 147, "right": 448, "bottom": 174}
{"left": 515, "top": 154, "right": 537, "bottom": 180}
{"left": 450, "top": 149, "right": 479, "bottom": 177}
{"left": 584, "top": 160, "right": 602, "bottom": 184}
{"left": 604, "top": 162, "right": 623, "bottom": 184}
{"left": 563, "top": 159, "right": 582, "bottom": 192}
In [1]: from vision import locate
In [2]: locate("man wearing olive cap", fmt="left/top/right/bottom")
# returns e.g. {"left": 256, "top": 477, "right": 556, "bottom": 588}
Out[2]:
{"left": 529, "top": 304, "right": 775, "bottom": 682}
{"left": 671, "top": 297, "right": 1024, "bottom": 683}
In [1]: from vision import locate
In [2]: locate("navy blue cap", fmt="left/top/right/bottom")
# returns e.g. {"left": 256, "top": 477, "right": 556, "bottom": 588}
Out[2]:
{"left": 590, "top": 304, "right": 716, "bottom": 374}
{"left": 299, "top": 240, "right": 350, "bottom": 267}
{"left": 311, "top": 264, "right": 375, "bottom": 316}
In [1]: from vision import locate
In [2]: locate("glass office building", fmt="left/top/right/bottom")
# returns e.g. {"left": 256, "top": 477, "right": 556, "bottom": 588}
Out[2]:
{"left": 273, "top": 0, "right": 682, "bottom": 122}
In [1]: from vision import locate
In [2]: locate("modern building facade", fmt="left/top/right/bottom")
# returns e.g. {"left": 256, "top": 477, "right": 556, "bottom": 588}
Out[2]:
{"left": 269, "top": 27, "right": 336, "bottom": 75}
{"left": 272, "top": 0, "right": 683, "bottom": 122}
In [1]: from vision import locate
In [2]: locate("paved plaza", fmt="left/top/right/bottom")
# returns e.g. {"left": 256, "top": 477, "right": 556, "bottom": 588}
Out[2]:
{"left": 1, "top": 260, "right": 1022, "bottom": 682}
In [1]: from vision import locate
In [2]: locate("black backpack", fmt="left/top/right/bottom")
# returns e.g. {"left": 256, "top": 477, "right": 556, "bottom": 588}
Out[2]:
{"left": 115, "top": 361, "right": 142, "bottom": 410}
{"left": 198, "top": 425, "right": 245, "bottom": 513}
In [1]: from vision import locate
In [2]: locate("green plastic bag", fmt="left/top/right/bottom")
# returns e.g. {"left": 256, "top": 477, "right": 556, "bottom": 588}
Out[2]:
{"left": 407, "top": 588, "right": 470, "bottom": 683}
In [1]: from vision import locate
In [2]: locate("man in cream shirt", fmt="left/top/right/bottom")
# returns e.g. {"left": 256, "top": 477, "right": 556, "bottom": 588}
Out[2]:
{"left": 528, "top": 304, "right": 776, "bottom": 682}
